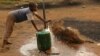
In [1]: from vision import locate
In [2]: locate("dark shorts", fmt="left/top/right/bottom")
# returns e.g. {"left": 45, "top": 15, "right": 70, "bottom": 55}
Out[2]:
{"left": 14, "top": 16, "right": 27, "bottom": 23}
{"left": 9, "top": 12, "right": 28, "bottom": 23}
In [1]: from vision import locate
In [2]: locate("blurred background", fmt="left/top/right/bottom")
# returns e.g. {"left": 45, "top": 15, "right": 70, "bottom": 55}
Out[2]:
{"left": 0, "top": 0, "right": 100, "bottom": 9}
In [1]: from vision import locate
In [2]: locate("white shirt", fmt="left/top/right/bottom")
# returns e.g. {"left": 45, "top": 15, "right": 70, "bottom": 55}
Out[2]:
{"left": 26, "top": 12, "right": 34, "bottom": 20}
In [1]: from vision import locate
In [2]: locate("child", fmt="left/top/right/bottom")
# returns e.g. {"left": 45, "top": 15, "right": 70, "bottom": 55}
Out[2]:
{"left": 2, "top": 2, "right": 49, "bottom": 48}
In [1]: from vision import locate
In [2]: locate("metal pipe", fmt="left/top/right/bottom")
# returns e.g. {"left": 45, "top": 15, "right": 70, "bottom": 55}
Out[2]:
{"left": 42, "top": 0, "right": 47, "bottom": 29}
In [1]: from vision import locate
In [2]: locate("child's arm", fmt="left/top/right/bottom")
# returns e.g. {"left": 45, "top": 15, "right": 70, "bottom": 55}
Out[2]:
{"left": 33, "top": 12, "right": 51, "bottom": 28}
{"left": 27, "top": 13, "right": 39, "bottom": 31}
{"left": 30, "top": 20, "right": 39, "bottom": 31}
{"left": 33, "top": 12, "right": 45, "bottom": 22}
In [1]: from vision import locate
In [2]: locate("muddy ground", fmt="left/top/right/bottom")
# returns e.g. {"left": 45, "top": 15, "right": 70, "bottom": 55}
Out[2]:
{"left": 0, "top": 4, "right": 100, "bottom": 56}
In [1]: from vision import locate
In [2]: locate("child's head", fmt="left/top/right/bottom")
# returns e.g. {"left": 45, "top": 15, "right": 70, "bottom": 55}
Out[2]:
{"left": 29, "top": 2, "right": 38, "bottom": 12}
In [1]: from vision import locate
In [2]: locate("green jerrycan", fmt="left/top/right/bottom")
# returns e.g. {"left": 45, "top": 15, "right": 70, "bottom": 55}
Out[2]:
{"left": 36, "top": 29, "right": 51, "bottom": 51}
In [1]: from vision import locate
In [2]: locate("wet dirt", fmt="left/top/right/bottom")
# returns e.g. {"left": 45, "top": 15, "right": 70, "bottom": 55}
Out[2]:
{"left": 0, "top": 5, "right": 100, "bottom": 56}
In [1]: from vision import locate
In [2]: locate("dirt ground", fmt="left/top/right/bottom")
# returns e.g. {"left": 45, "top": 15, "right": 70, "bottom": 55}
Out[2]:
{"left": 0, "top": 4, "right": 100, "bottom": 56}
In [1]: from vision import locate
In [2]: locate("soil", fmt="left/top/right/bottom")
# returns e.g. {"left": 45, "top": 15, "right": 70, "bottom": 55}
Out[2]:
{"left": 0, "top": 4, "right": 100, "bottom": 56}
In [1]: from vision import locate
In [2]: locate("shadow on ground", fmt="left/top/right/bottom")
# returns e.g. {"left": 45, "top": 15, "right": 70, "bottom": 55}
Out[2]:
{"left": 62, "top": 18, "right": 100, "bottom": 42}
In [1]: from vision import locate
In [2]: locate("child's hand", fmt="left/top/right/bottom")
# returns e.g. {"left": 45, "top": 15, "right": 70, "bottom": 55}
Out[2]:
{"left": 37, "top": 29, "right": 43, "bottom": 32}
{"left": 45, "top": 20, "right": 52, "bottom": 24}
{"left": 43, "top": 20, "right": 52, "bottom": 28}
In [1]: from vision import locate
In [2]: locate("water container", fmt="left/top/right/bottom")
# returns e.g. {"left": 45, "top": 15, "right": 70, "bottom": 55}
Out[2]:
{"left": 36, "top": 29, "right": 51, "bottom": 51}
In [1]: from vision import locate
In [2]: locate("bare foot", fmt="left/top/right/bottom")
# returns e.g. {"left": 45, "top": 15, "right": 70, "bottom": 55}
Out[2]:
{"left": 2, "top": 40, "right": 12, "bottom": 48}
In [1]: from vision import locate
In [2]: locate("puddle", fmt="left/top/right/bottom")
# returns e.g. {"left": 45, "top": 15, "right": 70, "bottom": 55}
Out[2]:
{"left": 20, "top": 38, "right": 37, "bottom": 56}
{"left": 20, "top": 37, "right": 59, "bottom": 56}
